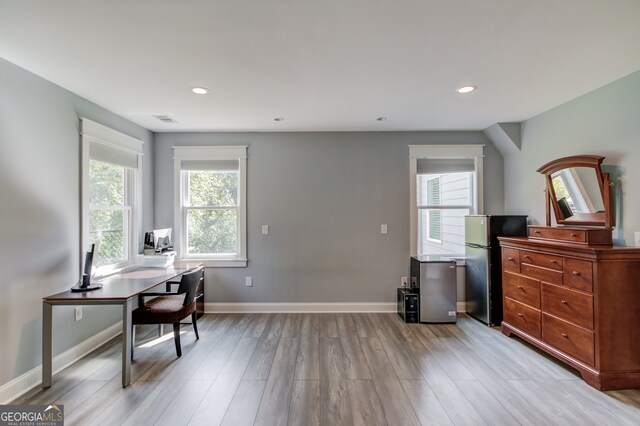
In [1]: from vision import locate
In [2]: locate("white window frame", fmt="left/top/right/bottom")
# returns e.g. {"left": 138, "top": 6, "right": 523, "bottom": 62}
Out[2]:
{"left": 409, "top": 144, "right": 484, "bottom": 257}
{"left": 173, "top": 146, "right": 247, "bottom": 267}
{"left": 81, "top": 118, "right": 143, "bottom": 277}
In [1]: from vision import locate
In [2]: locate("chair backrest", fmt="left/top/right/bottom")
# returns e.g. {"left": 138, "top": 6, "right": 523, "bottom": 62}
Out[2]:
{"left": 177, "top": 267, "right": 203, "bottom": 306}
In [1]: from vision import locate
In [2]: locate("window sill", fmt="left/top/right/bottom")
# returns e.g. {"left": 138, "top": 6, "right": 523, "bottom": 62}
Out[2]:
{"left": 179, "top": 258, "right": 247, "bottom": 268}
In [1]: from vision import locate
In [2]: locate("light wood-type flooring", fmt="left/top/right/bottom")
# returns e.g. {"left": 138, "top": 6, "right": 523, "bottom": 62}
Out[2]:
{"left": 15, "top": 313, "right": 640, "bottom": 425}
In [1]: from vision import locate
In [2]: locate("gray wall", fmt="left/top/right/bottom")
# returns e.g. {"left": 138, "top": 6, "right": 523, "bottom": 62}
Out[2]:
{"left": 0, "top": 58, "right": 154, "bottom": 386}
{"left": 154, "top": 132, "right": 504, "bottom": 304}
{"left": 504, "top": 70, "right": 640, "bottom": 246}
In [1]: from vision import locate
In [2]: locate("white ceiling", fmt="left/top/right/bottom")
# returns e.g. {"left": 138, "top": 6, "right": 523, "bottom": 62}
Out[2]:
{"left": 1, "top": 0, "right": 640, "bottom": 132}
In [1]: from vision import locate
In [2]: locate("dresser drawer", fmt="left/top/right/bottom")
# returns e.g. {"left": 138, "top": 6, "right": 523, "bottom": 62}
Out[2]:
{"left": 503, "top": 248, "right": 520, "bottom": 273}
{"left": 521, "top": 263, "right": 562, "bottom": 285}
{"left": 541, "top": 283, "right": 594, "bottom": 329}
{"left": 563, "top": 259, "right": 593, "bottom": 292}
{"left": 521, "top": 251, "right": 563, "bottom": 271}
{"left": 504, "top": 297, "right": 541, "bottom": 339}
{"left": 504, "top": 271, "right": 540, "bottom": 309}
{"left": 542, "top": 314, "right": 595, "bottom": 366}
{"left": 529, "top": 226, "right": 586, "bottom": 243}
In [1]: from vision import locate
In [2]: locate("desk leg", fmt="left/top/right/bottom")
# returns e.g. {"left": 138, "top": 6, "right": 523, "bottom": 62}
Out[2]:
{"left": 121, "top": 298, "right": 132, "bottom": 387}
{"left": 42, "top": 302, "right": 53, "bottom": 388}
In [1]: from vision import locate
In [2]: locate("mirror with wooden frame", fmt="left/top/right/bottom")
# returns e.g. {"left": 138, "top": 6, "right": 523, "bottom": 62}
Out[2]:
{"left": 537, "top": 155, "right": 613, "bottom": 228}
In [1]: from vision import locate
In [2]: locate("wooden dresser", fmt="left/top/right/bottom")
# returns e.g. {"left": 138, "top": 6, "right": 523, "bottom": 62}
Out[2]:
{"left": 499, "top": 230, "right": 640, "bottom": 390}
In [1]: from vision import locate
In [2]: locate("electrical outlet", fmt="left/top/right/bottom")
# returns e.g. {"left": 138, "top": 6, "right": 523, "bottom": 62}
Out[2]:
{"left": 75, "top": 306, "right": 83, "bottom": 322}
{"left": 401, "top": 276, "right": 408, "bottom": 287}
{"left": 245, "top": 276, "right": 253, "bottom": 287}
{"left": 381, "top": 224, "right": 388, "bottom": 234}
{"left": 262, "top": 225, "right": 269, "bottom": 235}
{"left": 635, "top": 232, "right": 640, "bottom": 247}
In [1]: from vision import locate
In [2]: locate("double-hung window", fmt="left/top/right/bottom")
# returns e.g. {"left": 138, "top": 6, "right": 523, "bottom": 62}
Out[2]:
{"left": 410, "top": 145, "right": 483, "bottom": 256}
{"left": 81, "top": 118, "right": 143, "bottom": 275}
{"left": 174, "top": 146, "right": 247, "bottom": 267}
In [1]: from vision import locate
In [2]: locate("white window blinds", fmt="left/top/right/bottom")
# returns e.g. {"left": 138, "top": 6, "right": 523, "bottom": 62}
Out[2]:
{"left": 416, "top": 158, "right": 475, "bottom": 174}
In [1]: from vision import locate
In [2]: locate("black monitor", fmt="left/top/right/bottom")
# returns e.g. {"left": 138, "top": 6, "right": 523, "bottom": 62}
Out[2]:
{"left": 82, "top": 243, "right": 95, "bottom": 282}
{"left": 71, "top": 243, "right": 103, "bottom": 292}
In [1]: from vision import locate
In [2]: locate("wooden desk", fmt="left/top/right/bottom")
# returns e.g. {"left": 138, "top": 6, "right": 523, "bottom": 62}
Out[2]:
{"left": 42, "top": 261, "right": 202, "bottom": 388}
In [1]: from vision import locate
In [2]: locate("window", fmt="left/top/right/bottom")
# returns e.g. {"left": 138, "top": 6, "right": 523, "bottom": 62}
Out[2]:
{"left": 174, "top": 146, "right": 247, "bottom": 267}
{"left": 409, "top": 145, "right": 483, "bottom": 256}
{"left": 81, "top": 118, "right": 143, "bottom": 275}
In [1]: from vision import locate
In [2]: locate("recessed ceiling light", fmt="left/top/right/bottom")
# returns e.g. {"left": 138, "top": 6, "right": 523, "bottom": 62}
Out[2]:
{"left": 191, "top": 87, "right": 209, "bottom": 95}
{"left": 273, "top": 117, "right": 284, "bottom": 122}
{"left": 376, "top": 117, "right": 387, "bottom": 121}
{"left": 456, "top": 85, "right": 477, "bottom": 94}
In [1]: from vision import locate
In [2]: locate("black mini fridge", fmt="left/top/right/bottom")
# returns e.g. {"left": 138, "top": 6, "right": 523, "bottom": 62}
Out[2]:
{"left": 465, "top": 215, "right": 528, "bottom": 326}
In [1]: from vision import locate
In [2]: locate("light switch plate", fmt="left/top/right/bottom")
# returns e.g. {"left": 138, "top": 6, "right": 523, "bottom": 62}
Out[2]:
{"left": 75, "top": 306, "right": 82, "bottom": 322}
{"left": 245, "top": 276, "right": 253, "bottom": 287}
{"left": 381, "top": 224, "right": 388, "bottom": 234}
{"left": 635, "top": 232, "right": 640, "bottom": 247}
{"left": 262, "top": 225, "right": 269, "bottom": 235}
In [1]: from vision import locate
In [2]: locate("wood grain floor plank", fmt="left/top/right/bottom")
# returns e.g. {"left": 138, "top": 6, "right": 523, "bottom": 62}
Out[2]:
{"left": 454, "top": 379, "right": 519, "bottom": 426}
{"left": 281, "top": 313, "right": 302, "bottom": 337}
{"left": 122, "top": 335, "right": 220, "bottom": 425}
{"left": 320, "top": 337, "right": 345, "bottom": 381}
{"left": 19, "top": 313, "right": 640, "bottom": 426}
{"left": 88, "top": 380, "right": 160, "bottom": 425}
{"left": 351, "top": 313, "right": 377, "bottom": 337}
{"left": 243, "top": 313, "right": 270, "bottom": 338}
{"left": 437, "top": 331, "right": 552, "bottom": 426}
{"left": 220, "top": 380, "right": 266, "bottom": 426}
{"left": 359, "top": 337, "right": 420, "bottom": 425}
{"left": 347, "top": 380, "right": 387, "bottom": 426}
{"left": 400, "top": 329, "right": 486, "bottom": 425}
{"left": 400, "top": 379, "right": 453, "bottom": 426}
{"left": 154, "top": 379, "right": 212, "bottom": 426}
{"left": 294, "top": 314, "right": 320, "bottom": 380}
{"left": 368, "top": 314, "right": 423, "bottom": 380}
{"left": 320, "top": 379, "right": 354, "bottom": 426}
{"left": 319, "top": 313, "right": 338, "bottom": 337}
{"left": 243, "top": 313, "right": 286, "bottom": 380}
{"left": 189, "top": 337, "right": 259, "bottom": 426}
{"left": 253, "top": 337, "right": 299, "bottom": 426}
{"left": 191, "top": 336, "right": 238, "bottom": 380}
{"left": 289, "top": 380, "right": 321, "bottom": 426}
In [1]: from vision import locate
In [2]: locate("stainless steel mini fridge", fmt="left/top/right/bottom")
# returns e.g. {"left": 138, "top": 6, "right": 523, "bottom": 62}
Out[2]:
{"left": 410, "top": 256, "right": 457, "bottom": 323}
{"left": 465, "top": 215, "right": 527, "bottom": 325}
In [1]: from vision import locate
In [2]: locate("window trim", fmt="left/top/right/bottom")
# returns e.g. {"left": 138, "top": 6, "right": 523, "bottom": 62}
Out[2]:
{"left": 81, "top": 118, "right": 143, "bottom": 277}
{"left": 409, "top": 144, "right": 483, "bottom": 257}
{"left": 173, "top": 146, "right": 248, "bottom": 267}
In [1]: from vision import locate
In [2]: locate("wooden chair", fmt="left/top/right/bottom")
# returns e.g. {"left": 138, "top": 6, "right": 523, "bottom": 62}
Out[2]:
{"left": 131, "top": 267, "right": 203, "bottom": 358}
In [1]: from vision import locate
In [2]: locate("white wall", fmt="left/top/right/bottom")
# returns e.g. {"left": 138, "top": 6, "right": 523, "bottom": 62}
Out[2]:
{"left": 504, "top": 70, "right": 640, "bottom": 246}
{"left": 0, "top": 58, "right": 154, "bottom": 387}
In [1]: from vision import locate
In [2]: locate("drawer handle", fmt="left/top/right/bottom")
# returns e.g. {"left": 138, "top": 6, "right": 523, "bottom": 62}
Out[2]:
{"left": 570, "top": 233, "right": 577, "bottom": 237}
{"left": 561, "top": 300, "right": 567, "bottom": 304}
{"left": 534, "top": 231, "right": 542, "bottom": 234}
{"left": 518, "top": 313, "right": 524, "bottom": 317}
{"left": 561, "top": 333, "right": 568, "bottom": 338}
{"left": 517, "top": 285, "right": 524, "bottom": 290}
{"left": 508, "top": 257, "right": 514, "bottom": 261}
{"left": 572, "top": 271, "right": 580, "bottom": 276}
{"left": 523, "top": 255, "right": 530, "bottom": 259}
{"left": 550, "top": 260, "right": 558, "bottom": 264}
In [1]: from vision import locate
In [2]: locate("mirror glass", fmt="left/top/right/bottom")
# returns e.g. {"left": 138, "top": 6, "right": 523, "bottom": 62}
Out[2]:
{"left": 550, "top": 167, "right": 604, "bottom": 220}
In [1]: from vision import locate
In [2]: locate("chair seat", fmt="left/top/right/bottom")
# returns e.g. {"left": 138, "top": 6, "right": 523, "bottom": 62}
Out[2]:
{"left": 133, "top": 295, "right": 196, "bottom": 324}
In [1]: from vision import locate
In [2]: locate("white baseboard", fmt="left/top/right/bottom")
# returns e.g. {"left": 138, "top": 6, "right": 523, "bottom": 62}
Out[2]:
{"left": 0, "top": 321, "right": 123, "bottom": 405}
{"left": 457, "top": 302, "right": 466, "bottom": 313}
{"left": 205, "top": 302, "right": 396, "bottom": 313}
